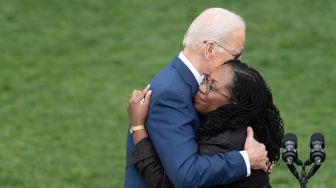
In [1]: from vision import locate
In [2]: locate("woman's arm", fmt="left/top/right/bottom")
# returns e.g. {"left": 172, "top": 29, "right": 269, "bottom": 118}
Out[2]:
{"left": 127, "top": 85, "right": 151, "bottom": 144}
{"left": 129, "top": 137, "right": 174, "bottom": 188}
{"left": 132, "top": 129, "right": 148, "bottom": 144}
{"left": 127, "top": 85, "right": 173, "bottom": 188}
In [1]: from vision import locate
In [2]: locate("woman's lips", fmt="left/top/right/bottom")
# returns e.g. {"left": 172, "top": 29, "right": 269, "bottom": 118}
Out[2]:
{"left": 194, "top": 93, "right": 206, "bottom": 103}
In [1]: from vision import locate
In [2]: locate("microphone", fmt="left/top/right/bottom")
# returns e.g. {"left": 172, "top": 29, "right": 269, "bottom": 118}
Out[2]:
{"left": 282, "top": 132, "right": 327, "bottom": 185}
{"left": 310, "top": 133, "right": 326, "bottom": 166}
{"left": 282, "top": 133, "right": 298, "bottom": 165}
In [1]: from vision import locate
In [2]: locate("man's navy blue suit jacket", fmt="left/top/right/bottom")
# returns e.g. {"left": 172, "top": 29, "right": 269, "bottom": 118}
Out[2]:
{"left": 124, "top": 56, "right": 247, "bottom": 188}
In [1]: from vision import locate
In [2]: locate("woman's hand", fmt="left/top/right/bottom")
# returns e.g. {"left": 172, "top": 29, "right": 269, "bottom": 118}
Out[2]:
{"left": 128, "top": 84, "right": 152, "bottom": 126}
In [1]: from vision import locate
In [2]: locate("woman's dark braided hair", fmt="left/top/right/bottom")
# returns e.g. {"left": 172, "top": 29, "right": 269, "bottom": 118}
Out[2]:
{"left": 197, "top": 60, "right": 284, "bottom": 163}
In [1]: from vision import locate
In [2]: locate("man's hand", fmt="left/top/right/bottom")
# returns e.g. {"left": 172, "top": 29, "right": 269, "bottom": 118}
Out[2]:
{"left": 244, "top": 127, "right": 269, "bottom": 172}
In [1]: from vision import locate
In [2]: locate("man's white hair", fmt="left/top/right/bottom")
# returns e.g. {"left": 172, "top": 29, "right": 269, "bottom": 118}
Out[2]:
{"left": 183, "top": 8, "right": 245, "bottom": 50}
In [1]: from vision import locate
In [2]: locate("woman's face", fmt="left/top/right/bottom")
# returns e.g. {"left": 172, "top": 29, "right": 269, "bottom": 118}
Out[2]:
{"left": 194, "top": 64, "right": 234, "bottom": 115}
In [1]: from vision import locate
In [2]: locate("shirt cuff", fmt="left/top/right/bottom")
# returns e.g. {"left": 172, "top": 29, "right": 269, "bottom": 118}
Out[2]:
{"left": 239, "top": 150, "right": 251, "bottom": 177}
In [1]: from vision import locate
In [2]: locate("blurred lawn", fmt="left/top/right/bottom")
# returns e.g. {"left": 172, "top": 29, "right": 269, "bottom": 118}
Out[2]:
{"left": 0, "top": 0, "right": 335, "bottom": 187}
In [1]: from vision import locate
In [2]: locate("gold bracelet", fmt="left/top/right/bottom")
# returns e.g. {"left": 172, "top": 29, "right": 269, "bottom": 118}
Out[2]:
{"left": 130, "top": 125, "right": 145, "bottom": 134}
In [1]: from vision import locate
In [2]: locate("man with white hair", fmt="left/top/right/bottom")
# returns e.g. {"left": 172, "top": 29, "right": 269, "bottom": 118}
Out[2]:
{"left": 125, "top": 8, "right": 269, "bottom": 188}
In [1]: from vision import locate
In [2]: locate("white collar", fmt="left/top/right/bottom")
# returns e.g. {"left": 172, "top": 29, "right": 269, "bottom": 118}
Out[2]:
{"left": 178, "top": 52, "right": 204, "bottom": 85}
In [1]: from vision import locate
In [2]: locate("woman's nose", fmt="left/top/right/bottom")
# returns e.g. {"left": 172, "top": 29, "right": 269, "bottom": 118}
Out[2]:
{"left": 199, "top": 84, "right": 206, "bottom": 94}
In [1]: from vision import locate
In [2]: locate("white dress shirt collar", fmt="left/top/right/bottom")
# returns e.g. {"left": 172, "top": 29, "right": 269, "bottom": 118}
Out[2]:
{"left": 178, "top": 52, "right": 204, "bottom": 85}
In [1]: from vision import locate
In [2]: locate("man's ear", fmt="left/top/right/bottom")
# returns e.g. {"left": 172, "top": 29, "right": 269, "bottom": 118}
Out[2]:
{"left": 203, "top": 41, "right": 214, "bottom": 60}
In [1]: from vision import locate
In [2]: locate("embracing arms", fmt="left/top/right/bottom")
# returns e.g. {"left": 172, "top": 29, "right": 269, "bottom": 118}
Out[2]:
{"left": 127, "top": 85, "right": 270, "bottom": 188}
{"left": 127, "top": 86, "right": 173, "bottom": 188}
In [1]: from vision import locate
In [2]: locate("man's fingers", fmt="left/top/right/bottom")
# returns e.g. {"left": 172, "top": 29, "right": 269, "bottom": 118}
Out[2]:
{"left": 260, "top": 156, "right": 270, "bottom": 172}
{"left": 246, "top": 126, "right": 254, "bottom": 139}
{"left": 263, "top": 164, "right": 269, "bottom": 172}
{"left": 263, "top": 157, "right": 270, "bottom": 172}
{"left": 268, "top": 163, "right": 274, "bottom": 174}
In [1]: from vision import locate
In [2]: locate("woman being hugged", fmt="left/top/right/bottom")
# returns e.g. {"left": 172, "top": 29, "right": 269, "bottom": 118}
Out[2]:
{"left": 128, "top": 60, "right": 284, "bottom": 188}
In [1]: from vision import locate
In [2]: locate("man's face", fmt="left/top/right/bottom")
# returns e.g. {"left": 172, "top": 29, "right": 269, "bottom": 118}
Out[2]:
{"left": 205, "top": 27, "right": 245, "bottom": 74}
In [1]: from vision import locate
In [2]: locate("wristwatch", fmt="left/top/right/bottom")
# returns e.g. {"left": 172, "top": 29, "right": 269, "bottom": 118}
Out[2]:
{"left": 130, "top": 125, "right": 145, "bottom": 134}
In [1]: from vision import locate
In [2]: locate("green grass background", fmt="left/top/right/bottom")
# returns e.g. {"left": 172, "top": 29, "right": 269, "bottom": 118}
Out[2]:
{"left": 0, "top": 0, "right": 335, "bottom": 187}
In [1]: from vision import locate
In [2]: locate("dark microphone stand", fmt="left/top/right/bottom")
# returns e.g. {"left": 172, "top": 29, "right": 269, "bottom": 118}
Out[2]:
{"left": 297, "top": 159, "right": 323, "bottom": 188}
{"left": 282, "top": 133, "right": 325, "bottom": 188}
{"left": 285, "top": 158, "right": 307, "bottom": 188}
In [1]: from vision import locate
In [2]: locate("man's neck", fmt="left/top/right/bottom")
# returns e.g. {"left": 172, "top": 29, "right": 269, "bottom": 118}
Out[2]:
{"left": 182, "top": 48, "right": 203, "bottom": 74}
{"left": 179, "top": 50, "right": 204, "bottom": 85}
